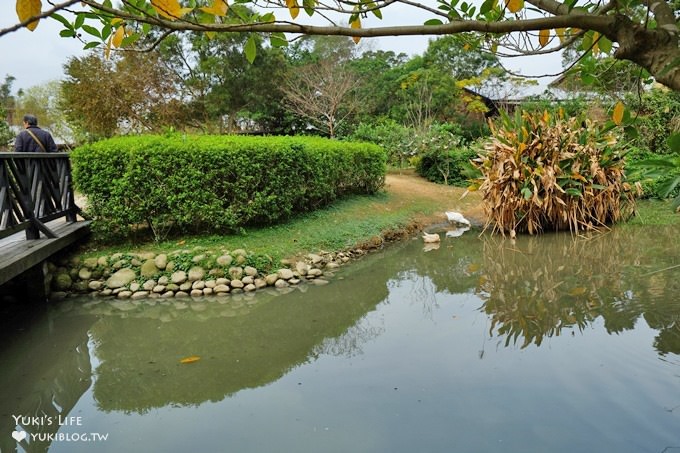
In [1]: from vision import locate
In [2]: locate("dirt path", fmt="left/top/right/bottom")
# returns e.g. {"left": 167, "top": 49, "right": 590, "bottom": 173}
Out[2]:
{"left": 384, "top": 170, "right": 486, "bottom": 226}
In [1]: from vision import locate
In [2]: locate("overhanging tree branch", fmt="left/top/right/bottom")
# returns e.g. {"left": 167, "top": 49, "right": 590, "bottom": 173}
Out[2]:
{"left": 0, "top": 0, "right": 80, "bottom": 37}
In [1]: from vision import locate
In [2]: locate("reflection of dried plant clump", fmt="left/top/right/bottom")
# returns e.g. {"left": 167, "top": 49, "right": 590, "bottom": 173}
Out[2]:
{"left": 472, "top": 111, "right": 636, "bottom": 235}
{"left": 475, "top": 228, "right": 680, "bottom": 351}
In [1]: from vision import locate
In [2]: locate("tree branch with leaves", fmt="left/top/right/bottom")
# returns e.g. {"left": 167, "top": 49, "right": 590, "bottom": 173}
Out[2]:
{"left": 6, "top": 0, "right": 680, "bottom": 90}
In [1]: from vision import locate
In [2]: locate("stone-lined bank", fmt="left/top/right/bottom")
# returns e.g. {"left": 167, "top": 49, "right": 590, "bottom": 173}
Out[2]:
{"left": 47, "top": 247, "right": 361, "bottom": 301}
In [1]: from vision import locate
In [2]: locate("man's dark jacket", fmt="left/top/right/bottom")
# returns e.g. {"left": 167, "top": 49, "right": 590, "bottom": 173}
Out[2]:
{"left": 14, "top": 126, "right": 58, "bottom": 152}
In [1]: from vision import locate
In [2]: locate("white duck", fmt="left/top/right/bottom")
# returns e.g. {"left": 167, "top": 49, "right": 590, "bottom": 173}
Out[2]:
{"left": 445, "top": 211, "right": 471, "bottom": 226}
{"left": 422, "top": 232, "right": 441, "bottom": 243}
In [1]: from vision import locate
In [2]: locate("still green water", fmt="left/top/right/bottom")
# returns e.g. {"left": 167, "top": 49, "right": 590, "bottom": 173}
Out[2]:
{"left": 1, "top": 225, "right": 679, "bottom": 453}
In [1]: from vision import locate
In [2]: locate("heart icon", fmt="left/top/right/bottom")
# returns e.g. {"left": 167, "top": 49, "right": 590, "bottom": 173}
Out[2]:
{"left": 12, "top": 430, "right": 27, "bottom": 442}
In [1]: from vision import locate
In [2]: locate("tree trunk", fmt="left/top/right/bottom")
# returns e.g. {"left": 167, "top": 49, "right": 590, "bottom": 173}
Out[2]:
{"left": 612, "top": 15, "right": 680, "bottom": 91}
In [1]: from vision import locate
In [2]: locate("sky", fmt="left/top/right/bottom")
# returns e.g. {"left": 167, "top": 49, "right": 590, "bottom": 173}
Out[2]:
{"left": 0, "top": 2, "right": 561, "bottom": 93}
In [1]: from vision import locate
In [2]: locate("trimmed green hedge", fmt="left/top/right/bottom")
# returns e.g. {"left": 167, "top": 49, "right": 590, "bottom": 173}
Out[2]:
{"left": 71, "top": 135, "right": 386, "bottom": 241}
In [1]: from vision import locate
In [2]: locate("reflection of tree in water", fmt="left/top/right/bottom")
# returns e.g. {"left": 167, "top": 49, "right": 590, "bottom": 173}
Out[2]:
{"left": 312, "top": 321, "right": 385, "bottom": 358}
{"left": 470, "top": 226, "right": 680, "bottom": 354}
{"left": 0, "top": 311, "right": 94, "bottom": 453}
{"left": 73, "top": 259, "right": 393, "bottom": 414}
{"left": 390, "top": 271, "right": 440, "bottom": 319}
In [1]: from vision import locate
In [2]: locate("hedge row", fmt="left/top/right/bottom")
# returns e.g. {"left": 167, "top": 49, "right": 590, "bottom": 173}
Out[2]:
{"left": 71, "top": 135, "right": 386, "bottom": 241}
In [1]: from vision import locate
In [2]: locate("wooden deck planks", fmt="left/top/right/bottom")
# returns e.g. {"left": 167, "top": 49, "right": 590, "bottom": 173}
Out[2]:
{"left": 0, "top": 219, "right": 91, "bottom": 287}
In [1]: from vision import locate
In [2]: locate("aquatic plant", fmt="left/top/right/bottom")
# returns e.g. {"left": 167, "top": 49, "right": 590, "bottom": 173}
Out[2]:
{"left": 469, "top": 110, "right": 637, "bottom": 235}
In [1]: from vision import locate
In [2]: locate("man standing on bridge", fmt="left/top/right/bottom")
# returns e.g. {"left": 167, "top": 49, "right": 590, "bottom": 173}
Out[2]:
{"left": 14, "top": 114, "right": 57, "bottom": 153}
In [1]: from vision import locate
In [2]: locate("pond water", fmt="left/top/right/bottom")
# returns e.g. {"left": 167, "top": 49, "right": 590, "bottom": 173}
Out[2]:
{"left": 1, "top": 225, "right": 679, "bottom": 453}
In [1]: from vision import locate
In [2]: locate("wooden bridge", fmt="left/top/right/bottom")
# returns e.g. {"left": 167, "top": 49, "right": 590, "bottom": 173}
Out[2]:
{"left": 0, "top": 152, "right": 90, "bottom": 292}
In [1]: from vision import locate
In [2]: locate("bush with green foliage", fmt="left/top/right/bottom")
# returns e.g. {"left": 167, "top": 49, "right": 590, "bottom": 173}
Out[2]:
{"left": 519, "top": 95, "right": 590, "bottom": 120}
{"left": 626, "top": 88, "right": 680, "bottom": 156}
{"left": 0, "top": 108, "right": 14, "bottom": 150}
{"left": 412, "top": 124, "right": 478, "bottom": 186}
{"left": 72, "top": 134, "right": 386, "bottom": 241}
{"left": 626, "top": 146, "right": 680, "bottom": 200}
{"left": 348, "top": 120, "right": 415, "bottom": 168}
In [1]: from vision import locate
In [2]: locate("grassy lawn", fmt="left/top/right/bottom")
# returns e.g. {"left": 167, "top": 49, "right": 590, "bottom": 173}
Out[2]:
{"left": 75, "top": 172, "right": 677, "bottom": 264}
{"left": 77, "top": 174, "right": 467, "bottom": 263}
{"left": 625, "top": 199, "right": 680, "bottom": 226}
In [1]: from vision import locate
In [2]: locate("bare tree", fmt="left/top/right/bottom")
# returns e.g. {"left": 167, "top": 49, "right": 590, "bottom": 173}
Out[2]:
{"left": 283, "top": 59, "right": 363, "bottom": 137}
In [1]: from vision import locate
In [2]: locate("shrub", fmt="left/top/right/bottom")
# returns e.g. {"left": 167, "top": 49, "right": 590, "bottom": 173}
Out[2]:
{"left": 415, "top": 130, "right": 478, "bottom": 187}
{"left": 72, "top": 135, "right": 386, "bottom": 241}
{"left": 626, "top": 146, "right": 680, "bottom": 200}
{"left": 348, "top": 120, "right": 415, "bottom": 168}
{"left": 470, "top": 110, "right": 636, "bottom": 235}
{"left": 625, "top": 88, "right": 680, "bottom": 156}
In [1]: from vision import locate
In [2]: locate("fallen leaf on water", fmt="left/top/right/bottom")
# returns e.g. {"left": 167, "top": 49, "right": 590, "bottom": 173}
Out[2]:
{"left": 180, "top": 355, "right": 201, "bottom": 364}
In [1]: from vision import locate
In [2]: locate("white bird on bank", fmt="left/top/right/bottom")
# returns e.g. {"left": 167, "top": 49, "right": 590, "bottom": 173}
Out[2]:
{"left": 422, "top": 232, "right": 441, "bottom": 243}
{"left": 445, "top": 211, "right": 471, "bottom": 226}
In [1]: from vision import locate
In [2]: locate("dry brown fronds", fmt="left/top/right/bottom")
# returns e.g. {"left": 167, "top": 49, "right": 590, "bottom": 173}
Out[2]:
{"left": 470, "top": 110, "right": 636, "bottom": 235}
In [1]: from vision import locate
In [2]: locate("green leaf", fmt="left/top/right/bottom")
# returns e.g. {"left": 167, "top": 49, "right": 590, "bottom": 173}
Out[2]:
{"left": 244, "top": 35, "right": 257, "bottom": 63}
{"left": 480, "top": 0, "right": 495, "bottom": 14}
{"left": 424, "top": 19, "right": 444, "bottom": 25}
{"left": 50, "top": 13, "right": 72, "bottom": 28}
{"left": 658, "top": 175, "right": 680, "bottom": 198}
{"left": 81, "top": 24, "right": 101, "bottom": 39}
{"left": 83, "top": 41, "right": 100, "bottom": 49}
{"left": 624, "top": 125, "right": 639, "bottom": 140}
{"left": 581, "top": 73, "right": 596, "bottom": 85}
{"left": 260, "top": 12, "right": 275, "bottom": 22}
{"left": 102, "top": 24, "right": 112, "bottom": 40}
{"left": 521, "top": 187, "right": 532, "bottom": 200}
{"left": 74, "top": 13, "right": 85, "bottom": 29}
{"left": 672, "top": 194, "right": 680, "bottom": 211}
{"left": 668, "top": 132, "right": 680, "bottom": 153}
{"left": 598, "top": 36, "right": 612, "bottom": 53}
{"left": 565, "top": 188, "right": 582, "bottom": 197}
{"left": 270, "top": 32, "right": 288, "bottom": 47}
{"left": 122, "top": 33, "right": 141, "bottom": 47}
{"left": 581, "top": 31, "right": 593, "bottom": 51}
{"left": 59, "top": 29, "right": 76, "bottom": 38}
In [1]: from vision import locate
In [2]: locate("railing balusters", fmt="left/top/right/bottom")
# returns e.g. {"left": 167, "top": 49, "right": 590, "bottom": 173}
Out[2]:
{"left": 0, "top": 152, "right": 81, "bottom": 240}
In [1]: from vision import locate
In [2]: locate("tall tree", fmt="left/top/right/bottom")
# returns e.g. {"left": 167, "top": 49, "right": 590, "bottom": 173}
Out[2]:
{"left": 7, "top": 0, "right": 680, "bottom": 91}
{"left": 16, "top": 80, "right": 71, "bottom": 144}
{"left": 348, "top": 50, "right": 410, "bottom": 121}
{"left": 0, "top": 75, "right": 16, "bottom": 148}
{"left": 187, "top": 32, "right": 290, "bottom": 133}
{"left": 283, "top": 58, "right": 363, "bottom": 137}
{"left": 61, "top": 51, "right": 187, "bottom": 140}
{"left": 422, "top": 34, "right": 500, "bottom": 80}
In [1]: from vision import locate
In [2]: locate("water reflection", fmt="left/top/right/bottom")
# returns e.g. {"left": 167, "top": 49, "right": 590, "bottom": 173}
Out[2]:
{"left": 473, "top": 227, "right": 680, "bottom": 352}
{"left": 13, "top": 261, "right": 392, "bottom": 418}
{"left": 0, "top": 224, "right": 678, "bottom": 452}
{"left": 0, "top": 307, "right": 94, "bottom": 453}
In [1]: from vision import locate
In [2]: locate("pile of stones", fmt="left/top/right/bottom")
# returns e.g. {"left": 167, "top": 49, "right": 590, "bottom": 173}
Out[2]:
{"left": 47, "top": 248, "right": 356, "bottom": 301}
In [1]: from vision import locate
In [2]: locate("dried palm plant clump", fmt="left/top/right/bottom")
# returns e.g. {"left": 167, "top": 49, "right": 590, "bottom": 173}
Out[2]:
{"left": 471, "top": 110, "right": 637, "bottom": 235}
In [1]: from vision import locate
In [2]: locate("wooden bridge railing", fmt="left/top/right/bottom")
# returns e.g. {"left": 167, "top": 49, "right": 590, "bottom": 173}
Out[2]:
{"left": 0, "top": 152, "right": 79, "bottom": 241}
